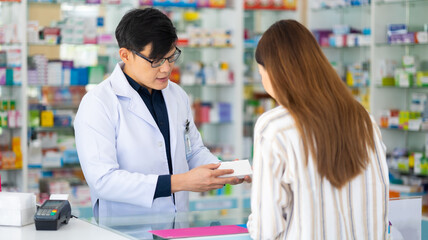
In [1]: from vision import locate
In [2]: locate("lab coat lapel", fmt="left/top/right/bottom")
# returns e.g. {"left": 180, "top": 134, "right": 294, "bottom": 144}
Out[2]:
{"left": 162, "top": 83, "right": 178, "bottom": 169}
{"left": 110, "top": 63, "right": 158, "bottom": 129}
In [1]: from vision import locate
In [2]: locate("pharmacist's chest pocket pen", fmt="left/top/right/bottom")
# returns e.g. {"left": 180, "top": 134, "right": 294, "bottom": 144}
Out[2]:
{"left": 184, "top": 119, "right": 192, "bottom": 154}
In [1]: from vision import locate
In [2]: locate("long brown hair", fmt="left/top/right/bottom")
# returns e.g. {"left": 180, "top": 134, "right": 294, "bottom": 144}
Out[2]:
{"left": 255, "top": 20, "right": 374, "bottom": 188}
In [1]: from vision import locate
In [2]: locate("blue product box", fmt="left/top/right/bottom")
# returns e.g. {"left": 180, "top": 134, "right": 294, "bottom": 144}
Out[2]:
{"left": 218, "top": 102, "right": 231, "bottom": 123}
{"left": 97, "top": 17, "right": 104, "bottom": 27}
{"left": 329, "top": 36, "right": 336, "bottom": 47}
{"left": 153, "top": 0, "right": 197, "bottom": 7}
{"left": 333, "top": 25, "right": 350, "bottom": 35}
{"left": 387, "top": 24, "right": 407, "bottom": 39}
{"left": 70, "top": 67, "right": 89, "bottom": 85}
{"left": 62, "top": 149, "right": 79, "bottom": 165}
{"left": 5, "top": 68, "right": 13, "bottom": 85}
{"left": 54, "top": 115, "right": 72, "bottom": 127}
{"left": 362, "top": 28, "right": 371, "bottom": 35}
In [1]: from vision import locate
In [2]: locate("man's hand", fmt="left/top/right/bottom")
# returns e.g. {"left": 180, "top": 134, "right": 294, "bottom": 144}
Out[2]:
{"left": 171, "top": 163, "right": 242, "bottom": 193}
{"left": 228, "top": 175, "right": 252, "bottom": 185}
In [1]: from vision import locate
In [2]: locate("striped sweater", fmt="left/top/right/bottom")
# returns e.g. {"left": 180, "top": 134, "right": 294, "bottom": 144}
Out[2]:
{"left": 247, "top": 106, "right": 389, "bottom": 240}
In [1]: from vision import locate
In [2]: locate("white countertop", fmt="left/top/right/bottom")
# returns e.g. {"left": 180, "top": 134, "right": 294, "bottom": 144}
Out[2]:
{"left": 0, "top": 218, "right": 130, "bottom": 240}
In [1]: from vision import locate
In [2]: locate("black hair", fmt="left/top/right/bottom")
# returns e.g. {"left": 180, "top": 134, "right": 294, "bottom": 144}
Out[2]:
{"left": 115, "top": 8, "right": 177, "bottom": 61}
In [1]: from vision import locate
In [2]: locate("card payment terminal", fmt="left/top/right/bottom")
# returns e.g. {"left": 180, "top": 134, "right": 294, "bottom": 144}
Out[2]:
{"left": 34, "top": 200, "right": 71, "bottom": 230}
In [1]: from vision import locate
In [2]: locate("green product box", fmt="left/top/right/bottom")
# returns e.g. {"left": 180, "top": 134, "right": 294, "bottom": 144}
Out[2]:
{"left": 224, "top": 184, "right": 232, "bottom": 195}
{"left": 381, "top": 77, "right": 395, "bottom": 86}
{"left": 395, "top": 69, "right": 413, "bottom": 87}
{"left": 421, "top": 158, "right": 428, "bottom": 176}
{"left": 1, "top": 100, "right": 7, "bottom": 111}
{"left": 97, "top": 56, "right": 110, "bottom": 73}
{"left": 28, "top": 110, "right": 40, "bottom": 127}
{"left": 9, "top": 100, "right": 15, "bottom": 110}
{"left": 88, "top": 65, "right": 105, "bottom": 84}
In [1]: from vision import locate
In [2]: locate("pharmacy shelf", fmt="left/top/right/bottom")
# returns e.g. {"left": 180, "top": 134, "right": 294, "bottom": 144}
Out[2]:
{"left": 371, "top": 0, "right": 428, "bottom": 170}
{"left": 28, "top": 43, "right": 117, "bottom": 47}
{"left": 178, "top": 45, "right": 234, "bottom": 49}
{"left": 28, "top": 1, "right": 231, "bottom": 8}
{"left": 321, "top": 45, "right": 370, "bottom": 49}
{"left": 347, "top": 86, "right": 370, "bottom": 90}
{"left": 197, "top": 122, "right": 233, "bottom": 126}
{"left": 31, "top": 126, "right": 74, "bottom": 131}
{"left": 380, "top": 127, "right": 428, "bottom": 133}
{"left": 375, "top": 42, "right": 428, "bottom": 47}
{"left": 0, "top": 168, "right": 22, "bottom": 171}
{"left": 311, "top": 4, "right": 370, "bottom": 12}
{"left": 0, "top": 42, "right": 22, "bottom": 46}
{"left": 375, "top": 85, "right": 428, "bottom": 89}
{"left": 0, "top": 85, "right": 22, "bottom": 87}
{"left": 181, "top": 84, "right": 234, "bottom": 87}
{"left": 375, "top": 0, "right": 428, "bottom": 6}
{"left": 28, "top": 84, "right": 87, "bottom": 87}
{"left": 28, "top": 164, "right": 80, "bottom": 170}
{"left": 0, "top": 126, "right": 22, "bottom": 130}
{"left": 389, "top": 168, "right": 428, "bottom": 178}
{"left": 0, "top": 0, "right": 28, "bottom": 192}
{"left": 39, "top": 104, "right": 79, "bottom": 109}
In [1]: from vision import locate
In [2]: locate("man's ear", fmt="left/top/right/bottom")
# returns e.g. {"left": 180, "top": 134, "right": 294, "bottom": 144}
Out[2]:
{"left": 119, "top": 48, "right": 132, "bottom": 63}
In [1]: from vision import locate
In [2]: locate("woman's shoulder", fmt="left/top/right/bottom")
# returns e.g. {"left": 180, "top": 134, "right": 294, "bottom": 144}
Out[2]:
{"left": 255, "top": 106, "right": 294, "bottom": 136}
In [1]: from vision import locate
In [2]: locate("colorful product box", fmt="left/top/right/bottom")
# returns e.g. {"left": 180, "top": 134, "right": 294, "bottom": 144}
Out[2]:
{"left": 415, "top": 32, "right": 428, "bottom": 44}
{"left": 41, "top": 110, "right": 54, "bottom": 127}
{"left": 208, "top": 0, "right": 226, "bottom": 7}
{"left": 416, "top": 72, "right": 428, "bottom": 87}
{"left": 139, "top": 0, "right": 153, "bottom": 5}
{"left": 395, "top": 69, "right": 413, "bottom": 87}
{"left": 244, "top": 0, "right": 297, "bottom": 10}
{"left": 312, "top": 30, "right": 332, "bottom": 47}
{"left": 399, "top": 111, "right": 409, "bottom": 130}
{"left": 0, "top": 68, "right": 6, "bottom": 85}
{"left": 389, "top": 33, "right": 415, "bottom": 44}
{"left": 153, "top": 0, "right": 197, "bottom": 7}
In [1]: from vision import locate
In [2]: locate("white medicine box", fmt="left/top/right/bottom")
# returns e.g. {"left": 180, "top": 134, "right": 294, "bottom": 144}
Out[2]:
{"left": 0, "top": 192, "right": 36, "bottom": 226}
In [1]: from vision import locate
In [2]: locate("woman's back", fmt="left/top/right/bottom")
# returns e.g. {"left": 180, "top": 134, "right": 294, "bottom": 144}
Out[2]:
{"left": 247, "top": 106, "right": 389, "bottom": 240}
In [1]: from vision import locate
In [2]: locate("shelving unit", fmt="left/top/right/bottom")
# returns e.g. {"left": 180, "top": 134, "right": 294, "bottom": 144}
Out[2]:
{"left": 0, "top": 0, "right": 302, "bottom": 216}
{"left": 0, "top": 0, "right": 28, "bottom": 192}
{"left": 369, "top": 0, "right": 428, "bottom": 217}
{"left": 371, "top": 0, "right": 428, "bottom": 150}
{"left": 309, "top": 1, "right": 371, "bottom": 109}
{"left": 14, "top": 0, "right": 254, "bottom": 214}
{"left": 242, "top": 5, "right": 300, "bottom": 162}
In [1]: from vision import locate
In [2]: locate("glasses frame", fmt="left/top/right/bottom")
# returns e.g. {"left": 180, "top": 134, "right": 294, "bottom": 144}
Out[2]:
{"left": 132, "top": 46, "right": 181, "bottom": 68}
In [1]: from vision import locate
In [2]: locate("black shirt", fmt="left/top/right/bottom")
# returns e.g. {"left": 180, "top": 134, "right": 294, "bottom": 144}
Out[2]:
{"left": 125, "top": 73, "right": 172, "bottom": 200}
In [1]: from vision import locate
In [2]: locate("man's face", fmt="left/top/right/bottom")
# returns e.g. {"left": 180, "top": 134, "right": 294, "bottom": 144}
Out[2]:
{"left": 122, "top": 43, "right": 176, "bottom": 93}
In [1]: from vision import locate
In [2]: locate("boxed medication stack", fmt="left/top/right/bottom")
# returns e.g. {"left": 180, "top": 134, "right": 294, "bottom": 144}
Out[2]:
{"left": 0, "top": 192, "right": 36, "bottom": 226}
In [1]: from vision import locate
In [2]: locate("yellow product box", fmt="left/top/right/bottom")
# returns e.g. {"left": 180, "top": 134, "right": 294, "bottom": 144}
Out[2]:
{"left": 399, "top": 111, "right": 409, "bottom": 130}
{"left": 40, "top": 110, "right": 54, "bottom": 127}
{"left": 416, "top": 71, "right": 428, "bottom": 87}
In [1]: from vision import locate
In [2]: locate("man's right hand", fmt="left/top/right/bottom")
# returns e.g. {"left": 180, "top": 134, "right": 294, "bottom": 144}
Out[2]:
{"left": 171, "top": 163, "right": 241, "bottom": 193}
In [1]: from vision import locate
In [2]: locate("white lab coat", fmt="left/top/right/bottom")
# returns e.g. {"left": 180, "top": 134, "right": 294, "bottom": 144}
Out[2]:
{"left": 74, "top": 62, "right": 219, "bottom": 221}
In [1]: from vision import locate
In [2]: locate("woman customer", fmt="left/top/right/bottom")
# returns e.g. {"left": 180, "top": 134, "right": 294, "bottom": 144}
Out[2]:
{"left": 247, "top": 20, "right": 389, "bottom": 239}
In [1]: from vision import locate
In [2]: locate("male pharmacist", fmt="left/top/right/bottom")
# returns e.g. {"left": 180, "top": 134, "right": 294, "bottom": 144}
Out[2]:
{"left": 74, "top": 8, "right": 250, "bottom": 221}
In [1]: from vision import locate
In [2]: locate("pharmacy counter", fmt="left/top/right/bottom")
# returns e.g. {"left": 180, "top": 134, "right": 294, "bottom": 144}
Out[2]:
{"left": 0, "top": 208, "right": 252, "bottom": 240}
{"left": 0, "top": 218, "right": 129, "bottom": 240}
{"left": 1, "top": 206, "right": 426, "bottom": 240}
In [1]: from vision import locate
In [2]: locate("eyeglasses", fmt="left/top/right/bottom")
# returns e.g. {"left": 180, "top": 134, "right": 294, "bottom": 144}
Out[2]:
{"left": 132, "top": 47, "right": 181, "bottom": 68}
